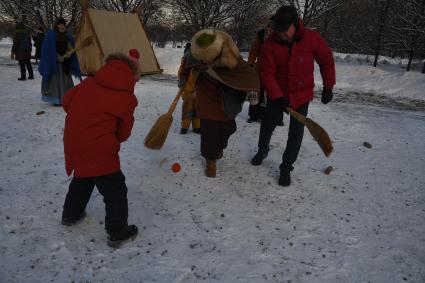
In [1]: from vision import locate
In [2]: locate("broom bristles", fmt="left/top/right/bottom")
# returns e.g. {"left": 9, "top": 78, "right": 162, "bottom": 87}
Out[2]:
{"left": 144, "top": 114, "right": 173, "bottom": 149}
{"left": 144, "top": 88, "right": 184, "bottom": 150}
{"left": 305, "top": 118, "right": 333, "bottom": 157}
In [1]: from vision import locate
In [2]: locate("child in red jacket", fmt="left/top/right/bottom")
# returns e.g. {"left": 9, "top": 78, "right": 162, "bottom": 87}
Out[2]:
{"left": 61, "top": 50, "right": 140, "bottom": 248}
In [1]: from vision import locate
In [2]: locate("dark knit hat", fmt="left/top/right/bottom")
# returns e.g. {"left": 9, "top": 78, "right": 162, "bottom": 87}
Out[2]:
{"left": 55, "top": 18, "right": 67, "bottom": 27}
{"left": 16, "top": 22, "right": 25, "bottom": 30}
{"left": 271, "top": 6, "right": 298, "bottom": 32}
{"left": 184, "top": 42, "right": 191, "bottom": 55}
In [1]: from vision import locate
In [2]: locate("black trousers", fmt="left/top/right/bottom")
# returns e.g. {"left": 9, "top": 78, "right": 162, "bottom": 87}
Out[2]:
{"left": 62, "top": 170, "right": 128, "bottom": 235}
{"left": 258, "top": 101, "right": 309, "bottom": 171}
{"left": 200, "top": 119, "right": 236, "bottom": 160}
{"left": 18, "top": 59, "right": 33, "bottom": 79}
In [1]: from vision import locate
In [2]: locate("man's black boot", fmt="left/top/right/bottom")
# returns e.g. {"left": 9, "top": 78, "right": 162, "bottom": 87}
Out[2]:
{"left": 251, "top": 147, "right": 269, "bottom": 166}
{"left": 278, "top": 168, "right": 291, "bottom": 187}
{"left": 107, "top": 225, "right": 138, "bottom": 248}
{"left": 61, "top": 211, "right": 86, "bottom": 226}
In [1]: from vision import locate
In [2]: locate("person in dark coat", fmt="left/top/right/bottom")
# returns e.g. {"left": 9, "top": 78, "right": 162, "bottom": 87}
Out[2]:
{"left": 11, "top": 22, "right": 34, "bottom": 81}
{"left": 32, "top": 26, "right": 45, "bottom": 64}
{"left": 61, "top": 51, "right": 140, "bottom": 248}
{"left": 186, "top": 29, "right": 260, "bottom": 178}
{"left": 251, "top": 6, "right": 336, "bottom": 186}
{"left": 38, "top": 18, "right": 81, "bottom": 106}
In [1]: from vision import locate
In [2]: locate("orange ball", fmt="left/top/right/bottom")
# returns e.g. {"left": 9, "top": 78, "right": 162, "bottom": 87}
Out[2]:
{"left": 171, "top": 162, "right": 181, "bottom": 173}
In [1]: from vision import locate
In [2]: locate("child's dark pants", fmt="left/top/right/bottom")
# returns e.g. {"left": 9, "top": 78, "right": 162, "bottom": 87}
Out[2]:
{"left": 62, "top": 170, "right": 128, "bottom": 236}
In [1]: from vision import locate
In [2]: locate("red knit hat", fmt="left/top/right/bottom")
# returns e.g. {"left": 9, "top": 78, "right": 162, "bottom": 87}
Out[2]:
{"left": 129, "top": 48, "right": 140, "bottom": 81}
{"left": 129, "top": 48, "right": 140, "bottom": 60}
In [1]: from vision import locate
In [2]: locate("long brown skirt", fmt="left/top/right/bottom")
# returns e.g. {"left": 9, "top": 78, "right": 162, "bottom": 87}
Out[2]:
{"left": 200, "top": 119, "right": 236, "bottom": 160}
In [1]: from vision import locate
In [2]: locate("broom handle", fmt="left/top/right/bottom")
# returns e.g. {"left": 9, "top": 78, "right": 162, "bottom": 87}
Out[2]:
{"left": 64, "top": 37, "right": 93, "bottom": 58}
{"left": 286, "top": 107, "right": 307, "bottom": 125}
{"left": 166, "top": 88, "right": 184, "bottom": 116}
{"left": 64, "top": 46, "right": 84, "bottom": 58}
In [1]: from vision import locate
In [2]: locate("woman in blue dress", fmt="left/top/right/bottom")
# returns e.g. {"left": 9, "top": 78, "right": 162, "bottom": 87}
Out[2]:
{"left": 38, "top": 18, "right": 81, "bottom": 106}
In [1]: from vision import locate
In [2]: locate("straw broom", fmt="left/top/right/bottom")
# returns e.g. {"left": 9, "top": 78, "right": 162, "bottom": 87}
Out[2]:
{"left": 144, "top": 88, "right": 184, "bottom": 149}
{"left": 286, "top": 107, "right": 333, "bottom": 157}
{"left": 63, "top": 36, "right": 94, "bottom": 58}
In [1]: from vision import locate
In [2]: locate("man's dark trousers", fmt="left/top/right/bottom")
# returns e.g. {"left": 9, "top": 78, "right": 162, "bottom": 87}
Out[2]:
{"left": 18, "top": 59, "right": 33, "bottom": 79}
{"left": 258, "top": 100, "right": 309, "bottom": 171}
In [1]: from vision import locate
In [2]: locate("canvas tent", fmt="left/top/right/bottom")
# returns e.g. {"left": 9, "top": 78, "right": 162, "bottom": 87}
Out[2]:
{"left": 76, "top": 8, "right": 161, "bottom": 75}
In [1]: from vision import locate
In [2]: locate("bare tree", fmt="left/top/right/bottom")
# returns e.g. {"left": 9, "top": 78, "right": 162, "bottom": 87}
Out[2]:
{"left": 89, "top": 0, "right": 162, "bottom": 26}
{"left": 274, "top": 0, "right": 343, "bottom": 27}
{"left": 372, "top": 0, "right": 392, "bottom": 67}
{"left": 401, "top": 0, "right": 425, "bottom": 36}
{"left": 0, "top": 0, "right": 81, "bottom": 30}
{"left": 227, "top": 0, "right": 274, "bottom": 48}
{"left": 393, "top": 0, "right": 425, "bottom": 71}
{"left": 166, "top": 0, "right": 251, "bottom": 32}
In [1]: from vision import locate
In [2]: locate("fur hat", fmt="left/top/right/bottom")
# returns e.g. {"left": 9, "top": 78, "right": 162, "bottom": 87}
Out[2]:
{"left": 105, "top": 53, "right": 140, "bottom": 77}
{"left": 191, "top": 29, "right": 240, "bottom": 69}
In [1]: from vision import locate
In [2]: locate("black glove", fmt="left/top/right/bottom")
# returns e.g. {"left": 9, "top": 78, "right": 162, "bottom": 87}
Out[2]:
{"left": 321, "top": 88, "right": 333, "bottom": 104}
{"left": 272, "top": 97, "right": 290, "bottom": 114}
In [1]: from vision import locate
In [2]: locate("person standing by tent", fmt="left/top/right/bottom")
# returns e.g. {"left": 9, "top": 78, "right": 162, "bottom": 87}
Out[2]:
{"left": 177, "top": 42, "right": 201, "bottom": 134}
{"left": 39, "top": 18, "right": 81, "bottom": 106}
{"left": 32, "top": 26, "right": 45, "bottom": 64}
{"left": 250, "top": 6, "right": 335, "bottom": 186}
{"left": 61, "top": 51, "right": 140, "bottom": 248}
{"left": 11, "top": 22, "right": 34, "bottom": 81}
{"left": 186, "top": 29, "right": 260, "bottom": 177}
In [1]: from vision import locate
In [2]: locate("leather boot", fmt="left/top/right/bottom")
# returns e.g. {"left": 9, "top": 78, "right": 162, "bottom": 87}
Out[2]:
{"left": 205, "top": 159, "right": 217, "bottom": 178}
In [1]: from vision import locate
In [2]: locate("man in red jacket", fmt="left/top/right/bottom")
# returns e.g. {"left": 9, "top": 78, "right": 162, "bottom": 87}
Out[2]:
{"left": 61, "top": 51, "right": 139, "bottom": 248}
{"left": 251, "top": 6, "right": 336, "bottom": 187}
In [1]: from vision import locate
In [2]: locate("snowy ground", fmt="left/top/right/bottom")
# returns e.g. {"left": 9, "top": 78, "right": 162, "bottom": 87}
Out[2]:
{"left": 1, "top": 39, "right": 425, "bottom": 282}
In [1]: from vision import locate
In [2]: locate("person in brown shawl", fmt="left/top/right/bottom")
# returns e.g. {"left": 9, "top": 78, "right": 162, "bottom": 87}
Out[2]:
{"left": 180, "top": 29, "right": 260, "bottom": 178}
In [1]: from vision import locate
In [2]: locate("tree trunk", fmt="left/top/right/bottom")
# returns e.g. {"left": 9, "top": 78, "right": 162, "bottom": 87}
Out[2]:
{"left": 406, "top": 34, "right": 417, "bottom": 72}
{"left": 303, "top": 0, "right": 310, "bottom": 25}
{"left": 322, "top": 15, "right": 330, "bottom": 39}
{"left": 374, "top": 0, "right": 391, "bottom": 67}
{"left": 422, "top": 60, "right": 425, "bottom": 74}
{"left": 373, "top": 29, "right": 382, "bottom": 67}
{"left": 407, "top": 50, "right": 414, "bottom": 72}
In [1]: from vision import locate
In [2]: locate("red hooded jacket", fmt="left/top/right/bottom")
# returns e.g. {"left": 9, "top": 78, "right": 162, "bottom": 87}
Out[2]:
{"left": 259, "top": 19, "right": 336, "bottom": 109}
{"left": 63, "top": 60, "right": 138, "bottom": 177}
